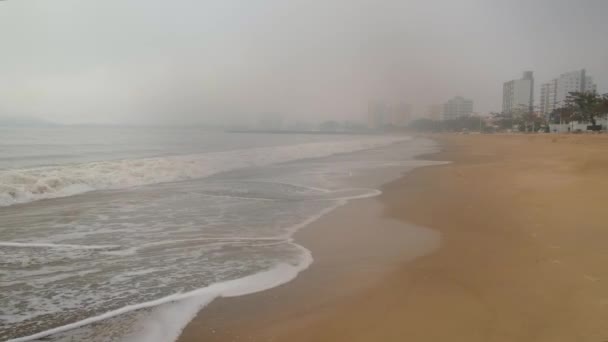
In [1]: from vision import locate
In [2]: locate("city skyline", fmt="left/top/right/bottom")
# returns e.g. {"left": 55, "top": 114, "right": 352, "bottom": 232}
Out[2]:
{"left": 1, "top": 1, "right": 607, "bottom": 125}
{"left": 540, "top": 69, "right": 597, "bottom": 116}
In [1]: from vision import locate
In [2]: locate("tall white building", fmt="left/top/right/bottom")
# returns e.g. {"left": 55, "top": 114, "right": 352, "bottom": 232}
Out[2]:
{"left": 540, "top": 69, "right": 597, "bottom": 116}
{"left": 442, "top": 96, "right": 473, "bottom": 120}
{"left": 503, "top": 71, "right": 534, "bottom": 115}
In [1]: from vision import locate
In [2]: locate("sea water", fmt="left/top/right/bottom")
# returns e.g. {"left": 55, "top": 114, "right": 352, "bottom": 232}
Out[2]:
{"left": 0, "top": 126, "right": 438, "bottom": 341}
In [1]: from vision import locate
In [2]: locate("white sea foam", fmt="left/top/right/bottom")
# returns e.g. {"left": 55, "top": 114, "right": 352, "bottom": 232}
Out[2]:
{"left": 7, "top": 244, "right": 313, "bottom": 342}
{"left": 0, "top": 136, "right": 408, "bottom": 207}
{"left": 3, "top": 188, "right": 361, "bottom": 342}
{"left": 0, "top": 242, "right": 121, "bottom": 250}
{"left": 2, "top": 135, "right": 437, "bottom": 342}
{"left": 122, "top": 245, "right": 312, "bottom": 342}
{"left": 120, "top": 188, "right": 381, "bottom": 342}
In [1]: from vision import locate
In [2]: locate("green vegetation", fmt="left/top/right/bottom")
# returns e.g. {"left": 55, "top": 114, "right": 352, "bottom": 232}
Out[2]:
{"left": 409, "top": 93, "right": 608, "bottom": 134}
{"left": 493, "top": 105, "right": 546, "bottom": 132}
{"left": 551, "top": 92, "right": 608, "bottom": 125}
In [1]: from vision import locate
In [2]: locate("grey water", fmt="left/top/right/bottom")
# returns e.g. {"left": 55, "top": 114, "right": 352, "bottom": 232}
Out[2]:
{"left": 0, "top": 126, "right": 435, "bottom": 341}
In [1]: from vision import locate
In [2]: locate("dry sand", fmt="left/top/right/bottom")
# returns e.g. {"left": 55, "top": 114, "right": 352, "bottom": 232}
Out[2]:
{"left": 179, "top": 134, "right": 608, "bottom": 342}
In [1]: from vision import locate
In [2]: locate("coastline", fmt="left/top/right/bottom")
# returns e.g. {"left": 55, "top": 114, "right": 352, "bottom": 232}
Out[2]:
{"left": 179, "top": 133, "right": 608, "bottom": 341}
{"left": 4, "top": 136, "right": 436, "bottom": 342}
{"left": 177, "top": 138, "right": 444, "bottom": 342}
{"left": 177, "top": 196, "right": 441, "bottom": 342}
{"left": 2, "top": 134, "right": 422, "bottom": 342}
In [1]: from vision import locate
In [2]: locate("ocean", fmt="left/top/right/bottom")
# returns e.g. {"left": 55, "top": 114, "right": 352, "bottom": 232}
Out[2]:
{"left": 0, "top": 126, "right": 438, "bottom": 342}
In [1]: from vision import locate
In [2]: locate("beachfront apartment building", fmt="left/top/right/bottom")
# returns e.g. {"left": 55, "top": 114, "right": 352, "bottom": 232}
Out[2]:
{"left": 442, "top": 96, "right": 473, "bottom": 120}
{"left": 540, "top": 69, "right": 597, "bottom": 116}
{"left": 503, "top": 71, "right": 534, "bottom": 115}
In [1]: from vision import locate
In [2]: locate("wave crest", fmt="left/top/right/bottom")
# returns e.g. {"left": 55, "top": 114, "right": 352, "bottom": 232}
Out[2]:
{"left": 0, "top": 136, "right": 407, "bottom": 207}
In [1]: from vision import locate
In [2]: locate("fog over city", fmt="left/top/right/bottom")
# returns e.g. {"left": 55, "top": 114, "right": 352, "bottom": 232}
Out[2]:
{"left": 1, "top": 0, "right": 607, "bottom": 125}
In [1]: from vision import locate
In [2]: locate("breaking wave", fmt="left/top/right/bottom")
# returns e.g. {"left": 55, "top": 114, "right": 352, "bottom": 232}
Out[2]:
{"left": 0, "top": 136, "right": 407, "bottom": 207}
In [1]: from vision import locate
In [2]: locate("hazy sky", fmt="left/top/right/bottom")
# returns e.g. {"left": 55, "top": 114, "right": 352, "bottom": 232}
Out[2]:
{"left": 1, "top": 0, "right": 607, "bottom": 124}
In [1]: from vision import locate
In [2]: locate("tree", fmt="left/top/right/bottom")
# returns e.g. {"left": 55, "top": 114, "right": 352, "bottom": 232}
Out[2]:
{"left": 507, "top": 105, "right": 543, "bottom": 132}
{"left": 598, "top": 93, "right": 608, "bottom": 115}
{"left": 551, "top": 106, "right": 575, "bottom": 124}
{"left": 493, "top": 112, "right": 514, "bottom": 130}
{"left": 511, "top": 105, "right": 529, "bottom": 132}
{"left": 562, "top": 91, "right": 605, "bottom": 126}
{"left": 515, "top": 111, "right": 545, "bottom": 132}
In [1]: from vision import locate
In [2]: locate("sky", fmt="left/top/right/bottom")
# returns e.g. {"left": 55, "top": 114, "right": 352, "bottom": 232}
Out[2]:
{"left": 0, "top": 0, "right": 607, "bottom": 125}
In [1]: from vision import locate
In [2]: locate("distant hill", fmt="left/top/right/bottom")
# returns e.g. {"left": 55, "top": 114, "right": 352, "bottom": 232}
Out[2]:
{"left": 0, "top": 116, "right": 60, "bottom": 127}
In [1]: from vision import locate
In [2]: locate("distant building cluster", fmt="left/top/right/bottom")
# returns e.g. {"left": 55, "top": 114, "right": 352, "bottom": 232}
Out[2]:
{"left": 539, "top": 69, "right": 597, "bottom": 117}
{"left": 367, "top": 102, "right": 412, "bottom": 130}
{"left": 497, "top": 68, "right": 603, "bottom": 132}
{"left": 498, "top": 68, "right": 599, "bottom": 121}
{"left": 422, "top": 98, "right": 474, "bottom": 122}
{"left": 442, "top": 96, "right": 474, "bottom": 120}
{"left": 366, "top": 68, "right": 602, "bottom": 131}
{"left": 431, "top": 68, "right": 600, "bottom": 125}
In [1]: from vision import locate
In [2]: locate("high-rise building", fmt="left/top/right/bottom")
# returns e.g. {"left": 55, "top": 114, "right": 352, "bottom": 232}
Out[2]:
{"left": 442, "top": 96, "right": 473, "bottom": 120}
{"left": 503, "top": 71, "right": 534, "bottom": 115}
{"left": 540, "top": 80, "right": 557, "bottom": 117}
{"left": 540, "top": 69, "right": 597, "bottom": 116}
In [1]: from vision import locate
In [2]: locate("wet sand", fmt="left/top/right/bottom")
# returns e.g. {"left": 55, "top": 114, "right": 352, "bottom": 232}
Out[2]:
{"left": 179, "top": 134, "right": 608, "bottom": 342}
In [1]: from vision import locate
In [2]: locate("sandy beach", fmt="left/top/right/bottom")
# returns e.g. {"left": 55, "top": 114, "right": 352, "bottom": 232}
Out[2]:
{"left": 179, "top": 133, "right": 608, "bottom": 342}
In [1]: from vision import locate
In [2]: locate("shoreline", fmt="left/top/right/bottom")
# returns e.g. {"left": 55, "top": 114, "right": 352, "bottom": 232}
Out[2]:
{"left": 5, "top": 136, "right": 436, "bottom": 342}
{"left": 177, "top": 139, "right": 444, "bottom": 342}
{"left": 178, "top": 199, "right": 441, "bottom": 342}
{"left": 179, "top": 133, "right": 608, "bottom": 341}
